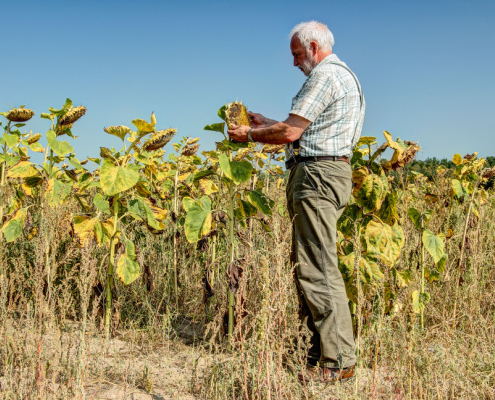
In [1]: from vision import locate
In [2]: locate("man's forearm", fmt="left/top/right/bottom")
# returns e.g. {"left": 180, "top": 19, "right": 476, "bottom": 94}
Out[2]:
{"left": 251, "top": 121, "right": 300, "bottom": 144}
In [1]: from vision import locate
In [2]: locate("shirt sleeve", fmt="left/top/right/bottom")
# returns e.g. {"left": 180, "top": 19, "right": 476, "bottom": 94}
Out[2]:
{"left": 290, "top": 71, "right": 333, "bottom": 123}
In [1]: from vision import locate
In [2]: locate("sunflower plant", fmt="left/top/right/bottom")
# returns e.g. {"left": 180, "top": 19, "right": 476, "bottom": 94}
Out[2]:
{"left": 183, "top": 102, "right": 274, "bottom": 338}
{"left": 72, "top": 112, "right": 173, "bottom": 338}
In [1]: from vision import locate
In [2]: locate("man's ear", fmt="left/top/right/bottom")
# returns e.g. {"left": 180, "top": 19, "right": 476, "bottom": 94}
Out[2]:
{"left": 309, "top": 41, "right": 318, "bottom": 55}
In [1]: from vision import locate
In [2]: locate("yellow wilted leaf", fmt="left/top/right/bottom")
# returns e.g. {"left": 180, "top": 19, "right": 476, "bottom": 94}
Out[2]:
{"left": 199, "top": 179, "right": 219, "bottom": 195}
{"left": 73, "top": 216, "right": 98, "bottom": 247}
{"left": 177, "top": 173, "right": 190, "bottom": 181}
{"left": 7, "top": 161, "right": 39, "bottom": 178}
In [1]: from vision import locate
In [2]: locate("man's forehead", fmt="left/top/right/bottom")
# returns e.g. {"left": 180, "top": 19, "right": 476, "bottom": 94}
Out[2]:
{"left": 290, "top": 36, "right": 303, "bottom": 51}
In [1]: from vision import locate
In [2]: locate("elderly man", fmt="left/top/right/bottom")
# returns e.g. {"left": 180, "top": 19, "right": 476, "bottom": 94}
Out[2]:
{"left": 227, "top": 20, "right": 364, "bottom": 383}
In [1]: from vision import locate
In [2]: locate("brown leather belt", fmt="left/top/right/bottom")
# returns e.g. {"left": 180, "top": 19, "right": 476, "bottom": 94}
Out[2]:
{"left": 285, "top": 155, "right": 350, "bottom": 169}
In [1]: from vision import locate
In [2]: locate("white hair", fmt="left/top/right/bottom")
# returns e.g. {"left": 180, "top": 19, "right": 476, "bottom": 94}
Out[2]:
{"left": 289, "top": 21, "right": 335, "bottom": 52}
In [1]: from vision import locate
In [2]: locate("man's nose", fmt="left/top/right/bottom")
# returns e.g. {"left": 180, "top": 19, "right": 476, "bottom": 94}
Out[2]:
{"left": 293, "top": 57, "right": 298, "bottom": 67}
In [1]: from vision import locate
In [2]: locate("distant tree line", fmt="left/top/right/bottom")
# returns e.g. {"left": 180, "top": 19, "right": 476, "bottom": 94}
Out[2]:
{"left": 403, "top": 156, "right": 495, "bottom": 189}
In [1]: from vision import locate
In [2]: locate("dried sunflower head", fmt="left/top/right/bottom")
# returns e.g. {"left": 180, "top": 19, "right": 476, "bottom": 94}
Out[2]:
{"left": 5, "top": 107, "right": 35, "bottom": 122}
{"left": 26, "top": 133, "right": 42, "bottom": 144}
{"left": 56, "top": 123, "right": 73, "bottom": 136}
{"left": 143, "top": 129, "right": 176, "bottom": 151}
{"left": 261, "top": 144, "right": 285, "bottom": 154}
{"left": 181, "top": 143, "right": 200, "bottom": 156}
{"left": 58, "top": 106, "right": 86, "bottom": 126}
{"left": 100, "top": 147, "right": 114, "bottom": 160}
{"left": 225, "top": 101, "right": 251, "bottom": 129}
{"left": 233, "top": 147, "right": 251, "bottom": 161}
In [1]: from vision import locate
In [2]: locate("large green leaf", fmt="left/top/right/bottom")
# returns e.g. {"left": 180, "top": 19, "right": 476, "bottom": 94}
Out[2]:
{"left": 2, "top": 209, "right": 27, "bottom": 242}
{"left": 203, "top": 122, "right": 225, "bottom": 134}
{"left": 184, "top": 197, "right": 212, "bottom": 243}
{"left": 116, "top": 240, "right": 140, "bottom": 285}
{"left": 218, "top": 154, "right": 252, "bottom": 185}
{"left": 422, "top": 229, "right": 445, "bottom": 264}
{"left": 245, "top": 190, "right": 273, "bottom": 216}
{"left": 4, "top": 133, "right": 20, "bottom": 148}
{"left": 46, "top": 130, "right": 74, "bottom": 156}
{"left": 100, "top": 159, "right": 140, "bottom": 196}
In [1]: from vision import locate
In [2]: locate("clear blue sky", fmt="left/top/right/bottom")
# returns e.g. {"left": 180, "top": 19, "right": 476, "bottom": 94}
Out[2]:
{"left": 2, "top": 0, "right": 494, "bottom": 163}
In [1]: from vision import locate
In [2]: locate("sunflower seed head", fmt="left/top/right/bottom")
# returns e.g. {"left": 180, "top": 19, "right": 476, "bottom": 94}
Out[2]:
{"left": 233, "top": 147, "right": 251, "bottom": 161}
{"left": 261, "top": 144, "right": 285, "bottom": 154}
{"left": 6, "top": 107, "right": 35, "bottom": 122}
{"left": 100, "top": 147, "right": 114, "bottom": 159}
{"left": 181, "top": 143, "right": 200, "bottom": 156}
{"left": 56, "top": 124, "right": 73, "bottom": 136}
{"left": 26, "top": 133, "right": 42, "bottom": 144}
{"left": 143, "top": 128, "right": 177, "bottom": 151}
{"left": 225, "top": 101, "right": 251, "bottom": 129}
{"left": 58, "top": 106, "right": 86, "bottom": 126}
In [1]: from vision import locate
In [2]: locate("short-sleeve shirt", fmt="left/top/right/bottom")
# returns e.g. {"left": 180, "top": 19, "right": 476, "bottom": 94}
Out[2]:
{"left": 287, "top": 54, "right": 365, "bottom": 159}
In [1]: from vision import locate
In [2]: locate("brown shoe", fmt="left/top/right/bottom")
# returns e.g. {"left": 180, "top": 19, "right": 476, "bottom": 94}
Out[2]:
{"left": 298, "top": 365, "right": 355, "bottom": 384}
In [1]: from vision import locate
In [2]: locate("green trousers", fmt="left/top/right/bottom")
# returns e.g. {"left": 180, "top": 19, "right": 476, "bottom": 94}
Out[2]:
{"left": 286, "top": 160, "right": 356, "bottom": 369}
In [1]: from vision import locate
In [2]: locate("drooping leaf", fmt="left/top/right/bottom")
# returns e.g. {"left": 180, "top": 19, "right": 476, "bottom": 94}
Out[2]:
{"left": 245, "top": 190, "right": 273, "bottom": 216}
{"left": 361, "top": 220, "right": 404, "bottom": 267}
{"left": 7, "top": 161, "right": 39, "bottom": 178}
{"left": 393, "top": 268, "right": 412, "bottom": 288}
{"left": 198, "top": 179, "right": 219, "bottom": 195}
{"left": 29, "top": 142, "right": 45, "bottom": 153}
{"left": 451, "top": 179, "right": 468, "bottom": 199}
{"left": 100, "top": 159, "right": 140, "bottom": 196}
{"left": 73, "top": 215, "right": 98, "bottom": 247}
{"left": 377, "top": 191, "right": 399, "bottom": 225}
{"left": 127, "top": 197, "right": 164, "bottom": 231}
{"left": 412, "top": 290, "right": 430, "bottom": 313}
{"left": 217, "top": 105, "right": 227, "bottom": 121}
{"left": 183, "top": 198, "right": 212, "bottom": 243}
{"left": 94, "top": 218, "right": 114, "bottom": 246}
{"left": 93, "top": 193, "right": 110, "bottom": 214}
{"left": 116, "top": 240, "right": 140, "bottom": 285}
{"left": 407, "top": 207, "right": 422, "bottom": 231}
{"left": 2, "top": 208, "right": 27, "bottom": 242}
{"left": 131, "top": 119, "right": 155, "bottom": 133}
{"left": 353, "top": 167, "right": 386, "bottom": 213}
{"left": 422, "top": 229, "right": 445, "bottom": 264}
{"left": 203, "top": 122, "right": 225, "bottom": 134}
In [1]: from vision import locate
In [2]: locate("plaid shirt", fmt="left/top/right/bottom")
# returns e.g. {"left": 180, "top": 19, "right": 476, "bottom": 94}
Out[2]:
{"left": 287, "top": 54, "right": 365, "bottom": 159}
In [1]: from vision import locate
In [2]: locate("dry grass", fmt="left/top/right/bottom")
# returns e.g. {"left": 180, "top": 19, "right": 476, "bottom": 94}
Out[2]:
{"left": 0, "top": 172, "right": 494, "bottom": 399}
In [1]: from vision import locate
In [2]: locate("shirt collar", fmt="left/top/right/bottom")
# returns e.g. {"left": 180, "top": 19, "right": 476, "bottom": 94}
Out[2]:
{"left": 310, "top": 54, "right": 340, "bottom": 76}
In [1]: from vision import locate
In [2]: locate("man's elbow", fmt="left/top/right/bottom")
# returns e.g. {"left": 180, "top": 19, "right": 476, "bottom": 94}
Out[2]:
{"left": 284, "top": 125, "right": 304, "bottom": 143}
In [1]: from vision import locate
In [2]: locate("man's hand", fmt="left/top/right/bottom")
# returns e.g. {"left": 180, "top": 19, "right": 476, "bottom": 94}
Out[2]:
{"left": 248, "top": 111, "right": 277, "bottom": 128}
{"left": 227, "top": 124, "right": 250, "bottom": 142}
